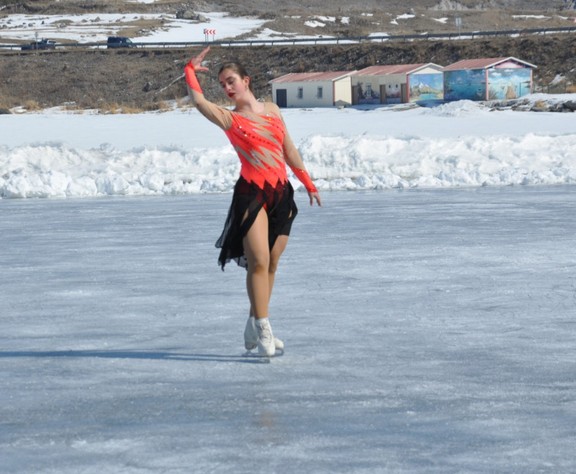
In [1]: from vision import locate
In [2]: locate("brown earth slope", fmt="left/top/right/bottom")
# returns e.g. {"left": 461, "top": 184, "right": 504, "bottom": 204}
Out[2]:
{"left": 1, "top": 33, "right": 575, "bottom": 111}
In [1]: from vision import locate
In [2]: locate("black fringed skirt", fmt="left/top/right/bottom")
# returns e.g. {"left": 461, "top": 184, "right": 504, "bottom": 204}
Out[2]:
{"left": 215, "top": 176, "right": 298, "bottom": 270}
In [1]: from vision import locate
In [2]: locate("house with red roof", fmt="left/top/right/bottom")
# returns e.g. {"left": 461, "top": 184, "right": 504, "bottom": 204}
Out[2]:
{"left": 352, "top": 63, "right": 444, "bottom": 105}
{"left": 443, "top": 57, "right": 537, "bottom": 102}
{"left": 269, "top": 71, "right": 356, "bottom": 108}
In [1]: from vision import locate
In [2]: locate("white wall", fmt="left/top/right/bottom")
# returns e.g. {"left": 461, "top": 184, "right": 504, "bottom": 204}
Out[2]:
{"left": 333, "top": 77, "right": 353, "bottom": 106}
{"left": 272, "top": 77, "right": 352, "bottom": 108}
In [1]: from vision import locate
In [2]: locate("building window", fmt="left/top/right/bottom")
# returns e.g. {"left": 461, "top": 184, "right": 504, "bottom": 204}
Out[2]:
{"left": 366, "top": 84, "right": 373, "bottom": 98}
{"left": 297, "top": 87, "right": 303, "bottom": 99}
{"left": 317, "top": 86, "right": 323, "bottom": 99}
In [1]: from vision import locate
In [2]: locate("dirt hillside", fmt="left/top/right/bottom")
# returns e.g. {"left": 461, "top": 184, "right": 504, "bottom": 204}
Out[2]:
{"left": 1, "top": 34, "right": 575, "bottom": 111}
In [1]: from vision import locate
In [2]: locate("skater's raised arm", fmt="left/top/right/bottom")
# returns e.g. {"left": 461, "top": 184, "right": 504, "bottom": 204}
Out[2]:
{"left": 184, "top": 46, "right": 232, "bottom": 130}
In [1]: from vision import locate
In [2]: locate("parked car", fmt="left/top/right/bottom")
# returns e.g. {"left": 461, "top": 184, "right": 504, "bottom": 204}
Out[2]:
{"left": 21, "top": 39, "right": 56, "bottom": 51}
{"left": 107, "top": 36, "right": 135, "bottom": 48}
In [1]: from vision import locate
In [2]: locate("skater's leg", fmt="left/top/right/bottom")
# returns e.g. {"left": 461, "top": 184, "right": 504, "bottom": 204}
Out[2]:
{"left": 268, "top": 234, "right": 288, "bottom": 299}
{"left": 248, "top": 234, "right": 287, "bottom": 317}
{"left": 243, "top": 207, "right": 271, "bottom": 319}
{"left": 243, "top": 209, "right": 289, "bottom": 354}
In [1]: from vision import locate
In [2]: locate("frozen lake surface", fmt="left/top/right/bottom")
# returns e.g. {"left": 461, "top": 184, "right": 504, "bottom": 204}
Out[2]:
{"left": 1, "top": 187, "right": 575, "bottom": 473}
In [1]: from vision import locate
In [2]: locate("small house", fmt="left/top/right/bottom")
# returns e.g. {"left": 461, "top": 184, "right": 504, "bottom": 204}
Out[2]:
{"left": 269, "top": 71, "right": 355, "bottom": 108}
{"left": 352, "top": 63, "right": 444, "bottom": 105}
{"left": 443, "top": 57, "right": 537, "bottom": 102}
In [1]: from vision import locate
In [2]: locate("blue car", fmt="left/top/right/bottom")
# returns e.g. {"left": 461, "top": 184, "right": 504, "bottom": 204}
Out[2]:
{"left": 107, "top": 37, "right": 135, "bottom": 48}
{"left": 21, "top": 39, "right": 56, "bottom": 51}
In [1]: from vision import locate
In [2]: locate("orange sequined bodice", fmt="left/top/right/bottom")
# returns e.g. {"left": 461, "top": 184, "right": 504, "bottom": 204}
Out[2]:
{"left": 224, "top": 112, "right": 288, "bottom": 190}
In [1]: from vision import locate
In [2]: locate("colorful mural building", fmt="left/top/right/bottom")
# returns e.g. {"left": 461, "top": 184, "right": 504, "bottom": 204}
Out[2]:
{"left": 351, "top": 64, "right": 445, "bottom": 105}
{"left": 269, "top": 71, "right": 355, "bottom": 108}
{"left": 269, "top": 56, "right": 537, "bottom": 108}
{"left": 443, "top": 57, "right": 537, "bottom": 102}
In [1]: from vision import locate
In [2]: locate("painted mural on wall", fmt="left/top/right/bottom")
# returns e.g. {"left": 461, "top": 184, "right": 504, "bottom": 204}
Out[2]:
{"left": 409, "top": 73, "right": 444, "bottom": 102}
{"left": 444, "top": 69, "right": 486, "bottom": 101}
{"left": 487, "top": 68, "right": 532, "bottom": 100}
{"left": 444, "top": 67, "right": 532, "bottom": 101}
{"left": 356, "top": 81, "right": 381, "bottom": 104}
{"left": 384, "top": 84, "right": 402, "bottom": 104}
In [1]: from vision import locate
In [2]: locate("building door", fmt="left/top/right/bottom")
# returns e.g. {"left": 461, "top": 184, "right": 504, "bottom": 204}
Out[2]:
{"left": 380, "top": 85, "right": 386, "bottom": 104}
{"left": 276, "top": 89, "right": 287, "bottom": 108}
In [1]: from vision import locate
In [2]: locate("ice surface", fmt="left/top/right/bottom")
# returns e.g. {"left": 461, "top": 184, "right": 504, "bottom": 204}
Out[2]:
{"left": 1, "top": 187, "right": 575, "bottom": 473}
{"left": 2, "top": 9, "right": 575, "bottom": 472}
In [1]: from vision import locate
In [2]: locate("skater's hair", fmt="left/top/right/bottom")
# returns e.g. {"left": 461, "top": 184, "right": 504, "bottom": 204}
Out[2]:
{"left": 218, "top": 62, "right": 254, "bottom": 93}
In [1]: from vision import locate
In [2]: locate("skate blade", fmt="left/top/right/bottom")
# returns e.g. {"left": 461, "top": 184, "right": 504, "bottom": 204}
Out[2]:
{"left": 242, "top": 348, "right": 284, "bottom": 361}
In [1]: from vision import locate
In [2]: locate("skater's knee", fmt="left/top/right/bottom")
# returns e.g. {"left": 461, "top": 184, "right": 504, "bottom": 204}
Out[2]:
{"left": 268, "top": 257, "right": 280, "bottom": 275}
{"left": 249, "top": 253, "right": 270, "bottom": 274}
{"left": 269, "top": 236, "right": 288, "bottom": 275}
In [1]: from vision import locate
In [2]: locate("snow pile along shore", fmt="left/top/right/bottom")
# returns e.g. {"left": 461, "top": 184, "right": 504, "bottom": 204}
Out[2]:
{"left": 1, "top": 96, "right": 575, "bottom": 199}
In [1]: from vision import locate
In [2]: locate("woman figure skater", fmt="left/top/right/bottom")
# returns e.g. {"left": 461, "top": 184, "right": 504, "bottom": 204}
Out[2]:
{"left": 184, "top": 47, "right": 321, "bottom": 357}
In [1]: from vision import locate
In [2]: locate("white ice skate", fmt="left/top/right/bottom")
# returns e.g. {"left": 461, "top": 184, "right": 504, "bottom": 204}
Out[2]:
{"left": 244, "top": 316, "right": 284, "bottom": 352}
{"left": 255, "top": 317, "right": 276, "bottom": 357}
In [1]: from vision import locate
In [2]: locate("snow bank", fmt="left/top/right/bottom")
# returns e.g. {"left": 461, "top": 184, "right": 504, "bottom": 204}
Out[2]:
{"left": 302, "top": 133, "right": 576, "bottom": 190}
{"left": 2, "top": 97, "right": 575, "bottom": 199}
{"left": 2, "top": 132, "right": 575, "bottom": 198}
{"left": 0, "top": 143, "right": 238, "bottom": 198}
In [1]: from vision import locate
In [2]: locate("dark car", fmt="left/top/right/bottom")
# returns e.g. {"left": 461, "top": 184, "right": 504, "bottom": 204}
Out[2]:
{"left": 21, "top": 39, "right": 56, "bottom": 51}
{"left": 107, "top": 36, "right": 135, "bottom": 48}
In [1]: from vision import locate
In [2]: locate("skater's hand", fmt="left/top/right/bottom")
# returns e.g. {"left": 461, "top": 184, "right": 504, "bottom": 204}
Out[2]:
{"left": 308, "top": 190, "right": 322, "bottom": 207}
{"left": 188, "top": 46, "right": 210, "bottom": 73}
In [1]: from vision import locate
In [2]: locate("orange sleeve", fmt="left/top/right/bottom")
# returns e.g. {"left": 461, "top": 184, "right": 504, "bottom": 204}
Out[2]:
{"left": 291, "top": 167, "right": 317, "bottom": 193}
{"left": 184, "top": 61, "right": 202, "bottom": 94}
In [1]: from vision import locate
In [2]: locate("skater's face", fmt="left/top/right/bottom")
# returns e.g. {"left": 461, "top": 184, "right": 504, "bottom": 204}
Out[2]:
{"left": 219, "top": 69, "right": 250, "bottom": 101}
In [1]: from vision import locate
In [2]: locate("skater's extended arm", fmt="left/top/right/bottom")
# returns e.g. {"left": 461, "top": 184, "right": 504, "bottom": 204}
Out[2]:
{"left": 185, "top": 47, "right": 232, "bottom": 130}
